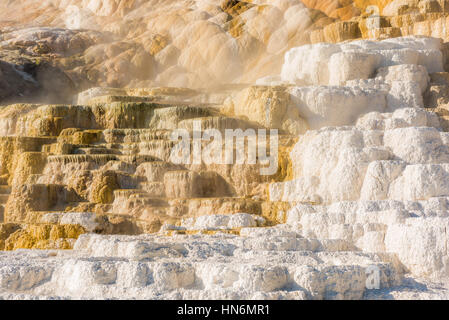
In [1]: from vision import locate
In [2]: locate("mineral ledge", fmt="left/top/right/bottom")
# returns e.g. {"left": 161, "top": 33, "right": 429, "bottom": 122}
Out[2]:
{"left": 2, "top": 0, "right": 449, "bottom": 300}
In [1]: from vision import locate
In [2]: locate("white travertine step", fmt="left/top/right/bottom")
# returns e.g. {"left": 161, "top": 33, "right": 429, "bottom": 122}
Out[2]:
{"left": 0, "top": 231, "right": 403, "bottom": 300}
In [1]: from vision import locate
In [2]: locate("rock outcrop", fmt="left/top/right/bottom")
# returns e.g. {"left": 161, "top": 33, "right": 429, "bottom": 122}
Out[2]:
{"left": 1, "top": 34, "right": 449, "bottom": 299}
{"left": 3, "top": 1, "right": 449, "bottom": 301}
{"left": 4, "top": 0, "right": 449, "bottom": 104}
{"left": 0, "top": 85, "right": 299, "bottom": 251}
{"left": 0, "top": 0, "right": 335, "bottom": 102}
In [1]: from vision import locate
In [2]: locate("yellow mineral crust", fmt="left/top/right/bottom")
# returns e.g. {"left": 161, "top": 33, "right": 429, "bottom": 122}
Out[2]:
{"left": 2, "top": 224, "right": 85, "bottom": 250}
{"left": 0, "top": 81, "right": 306, "bottom": 250}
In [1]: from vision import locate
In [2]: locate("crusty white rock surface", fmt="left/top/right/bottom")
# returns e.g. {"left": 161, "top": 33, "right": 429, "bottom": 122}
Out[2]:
{"left": 3, "top": 35, "right": 449, "bottom": 300}
{"left": 0, "top": 230, "right": 404, "bottom": 300}
{"left": 269, "top": 107, "right": 449, "bottom": 282}
{"left": 281, "top": 36, "right": 443, "bottom": 86}
{"left": 268, "top": 36, "right": 449, "bottom": 289}
{"left": 180, "top": 213, "right": 266, "bottom": 231}
{"left": 279, "top": 36, "right": 442, "bottom": 128}
{"left": 269, "top": 108, "right": 444, "bottom": 204}
{"left": 2, "top": 229, "right": 449, "bottom": 300}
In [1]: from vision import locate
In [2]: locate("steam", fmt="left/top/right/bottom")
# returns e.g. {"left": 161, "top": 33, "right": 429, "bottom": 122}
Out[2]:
{"left": 0, "top": 0, "right": 366, "bottom": 91}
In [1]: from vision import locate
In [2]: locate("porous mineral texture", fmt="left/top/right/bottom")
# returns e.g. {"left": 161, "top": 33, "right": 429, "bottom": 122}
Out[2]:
{"left": 0, "top": 84, "right": 297, "bottom": 251}
{"left": 3, "top": 1, "right": 449, "bottom": 300}
{"left": 1, "top": 34, "right": 449, "bottom": 299}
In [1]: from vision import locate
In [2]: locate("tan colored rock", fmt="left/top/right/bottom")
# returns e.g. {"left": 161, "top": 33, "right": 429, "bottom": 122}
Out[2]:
{"left": 3, "top": 0, "right": 449, "bottom": 99}
{"left": 0, "top": 136, "right": 54, "bottom": 185}
{"left": 233, "top": 86, "right": 308, "bottom": 134}
{"left": 382, "top": 0, "right": 420, "bottom": 16}
{"left": 10, "top": 152, "right": 47, "bottom": 189}
{"left": 311, "top": 20, "right": 362, "bottom": 43}
{"left": 164, "top": 171, "right": 230, "bottom": 199}
{"left": 89, "top": 171, "right": 120, "bottom": 204}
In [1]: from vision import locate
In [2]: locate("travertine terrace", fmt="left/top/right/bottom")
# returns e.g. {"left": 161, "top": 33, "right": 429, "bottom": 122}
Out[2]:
{"left": 2, "top": 0, "right": 449, "bottom": 300}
